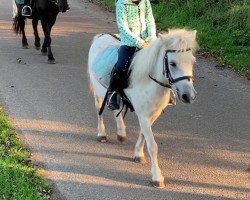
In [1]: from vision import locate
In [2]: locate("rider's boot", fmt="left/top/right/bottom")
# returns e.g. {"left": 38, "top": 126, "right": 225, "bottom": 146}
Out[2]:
{"left": 107, "top": 69, "right": 122, "bottom": 110}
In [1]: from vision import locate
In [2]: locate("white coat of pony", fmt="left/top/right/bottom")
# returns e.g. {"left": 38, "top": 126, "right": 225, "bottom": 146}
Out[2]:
{"left": 88, "top": 29, "right": 198, "bottom": 188}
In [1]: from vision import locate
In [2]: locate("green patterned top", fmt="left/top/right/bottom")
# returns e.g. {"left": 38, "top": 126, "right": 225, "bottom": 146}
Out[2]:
{"left": 116, "top": 0, "right": 156, "bottom": 48}
{"left": 15, "top": 0, "right": 26, "bottom": 4}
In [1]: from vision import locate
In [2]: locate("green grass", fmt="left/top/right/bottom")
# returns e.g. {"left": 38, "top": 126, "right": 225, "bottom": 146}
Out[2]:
{"left": 97, "top": 0, "right": 250, "bottom": 75}
{"left": 0, "top": 107, "right": 51, "bottom": 200}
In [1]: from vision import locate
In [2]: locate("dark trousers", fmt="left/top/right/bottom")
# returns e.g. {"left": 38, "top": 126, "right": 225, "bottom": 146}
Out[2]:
{"left": 109, "top": 45, "right": 136, "bottom": 91}
{"left": 114, "top": 45, "right": 137, "bottom": 72}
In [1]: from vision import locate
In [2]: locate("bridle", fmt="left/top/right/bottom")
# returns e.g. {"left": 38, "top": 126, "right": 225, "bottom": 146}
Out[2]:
{"left": 149, "top": 48, "right": 194, "bottom": 88}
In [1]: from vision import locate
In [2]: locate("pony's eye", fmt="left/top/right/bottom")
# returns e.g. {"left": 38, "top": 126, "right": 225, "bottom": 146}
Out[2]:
{"left": 170, "top": 62, "right": 176, "bottom": 67}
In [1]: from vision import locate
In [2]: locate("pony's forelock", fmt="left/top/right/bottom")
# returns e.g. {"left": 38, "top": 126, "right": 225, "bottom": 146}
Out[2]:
{"left": 163, "top": 29, "right": 198, "bottom": 53}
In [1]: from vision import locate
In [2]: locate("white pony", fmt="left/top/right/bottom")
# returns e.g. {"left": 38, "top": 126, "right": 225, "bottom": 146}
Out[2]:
{"left": 88, "top": 29, "right": 198, "bottom": 188}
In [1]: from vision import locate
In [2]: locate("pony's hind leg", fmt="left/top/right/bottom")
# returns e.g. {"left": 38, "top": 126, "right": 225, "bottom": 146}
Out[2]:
{"left": 18, "top": 15, "right": 29, "bottom": 48}
{"left": 95, "top": 95, "right": 107, "bottom": 143}
{"left": 113, "top": 111, "right": 126, "bottom": 143}
{"left": 133, "top": 132, "right": 146, "bottom": 163}
{"left": 32, "top": 19, "right": 40, "bottom": 50}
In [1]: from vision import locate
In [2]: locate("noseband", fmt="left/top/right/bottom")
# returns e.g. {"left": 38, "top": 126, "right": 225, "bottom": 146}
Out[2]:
{"left": 149, "top": 48, "right": 194, "bottom": 88}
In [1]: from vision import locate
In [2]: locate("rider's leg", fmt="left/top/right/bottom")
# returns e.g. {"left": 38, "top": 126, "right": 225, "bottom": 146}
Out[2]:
{"left": 107, "top": 45, "right": 136, "bottom": 110}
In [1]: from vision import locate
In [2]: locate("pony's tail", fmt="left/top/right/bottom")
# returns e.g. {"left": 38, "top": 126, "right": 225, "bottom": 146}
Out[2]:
{"left": 12, "top": 0, "right": 18, "bottom": 18}
{"left": 13, "top": 16, "right": 22, "bottom": 35}
{"left": 12, "top": 0, "right": 23, "bottom": 35}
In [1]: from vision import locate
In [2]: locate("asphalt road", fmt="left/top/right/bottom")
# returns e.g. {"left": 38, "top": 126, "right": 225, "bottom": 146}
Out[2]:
{"left": 0, "top": 0, "right": 249, "bottom": 199}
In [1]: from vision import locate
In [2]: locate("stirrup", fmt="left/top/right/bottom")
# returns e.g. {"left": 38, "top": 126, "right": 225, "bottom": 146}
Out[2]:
{"left": 22, "top": 5, "right": 32, "bottom": 17}
{"left": 107, "top": 91, "right": 120, "bottom": 110}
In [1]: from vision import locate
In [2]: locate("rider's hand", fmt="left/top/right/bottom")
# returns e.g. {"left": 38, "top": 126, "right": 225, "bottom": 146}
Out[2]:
{"left": 141, "top": 41, "right": 149, "bottom": 49}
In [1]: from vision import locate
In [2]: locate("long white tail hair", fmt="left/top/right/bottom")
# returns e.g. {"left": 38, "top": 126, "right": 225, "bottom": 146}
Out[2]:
{"left": 12, "top": 0, "right": 18, "bottom": 18}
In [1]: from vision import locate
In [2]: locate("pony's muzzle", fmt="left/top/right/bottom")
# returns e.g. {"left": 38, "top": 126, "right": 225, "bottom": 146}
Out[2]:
{"left": 182, "top": 94, "right": 189, "bottom": 103}
{"left": 181, "top": 91, "right": 196, "bottom": 104}
{"left": 175, "top": 82, "right": 196, "bottom": 104}
{"left": 181, "top": 94, "right": 191, "bottom": 103}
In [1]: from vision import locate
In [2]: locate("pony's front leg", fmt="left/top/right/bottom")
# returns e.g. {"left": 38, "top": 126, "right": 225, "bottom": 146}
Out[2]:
{"left": 41, "top": 39, "right": 47, "bottom": 55}
{"left": 139, "top": 117, "right": 165, "bottom": 188}
{"left": 32, "top": 18, "right": 40, "bottom": 50}
{"left": 134, "top": 115, "right": 158, "bottom": 163}
{"left": 133, "top": 132, "right": 146, "bottom": 163}
{"left": 113, "top": 111, "right": 126, "bottom": 143}
{"left": 95, "top": 96, "right": 107, "bottom": 143}
{"left": 40, "top": 21, "right": 48, "bottom": 56}
{"left": 40, "top": 18, "right": 55, "bottom": 64}
{"left": 19, "top": 16, "right": 28, "bottom": 48}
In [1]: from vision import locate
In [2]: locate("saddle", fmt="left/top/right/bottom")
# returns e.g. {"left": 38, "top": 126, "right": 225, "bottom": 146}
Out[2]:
{"left": 91, "top": 34, "right": 135, "bottom": 117}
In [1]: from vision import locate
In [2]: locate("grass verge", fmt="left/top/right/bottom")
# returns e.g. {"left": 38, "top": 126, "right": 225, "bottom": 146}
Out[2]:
{"left": 0, "top": 107, "right": 51, "bottom": 200}
{"left": 95, "top": 0, "right": 250, "bottom": 76}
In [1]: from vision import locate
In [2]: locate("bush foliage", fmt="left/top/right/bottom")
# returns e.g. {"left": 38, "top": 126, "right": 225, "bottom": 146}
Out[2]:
{"left": 99, "top": 0, "right": 250, "bottom": 74}
{"left": 0, "top": 109, "right": 50, "bottom": 200}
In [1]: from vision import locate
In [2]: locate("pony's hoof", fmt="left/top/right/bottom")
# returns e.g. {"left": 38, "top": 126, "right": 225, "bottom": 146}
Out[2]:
{"left": 133, "top": 156, "right": 146, "bottom": 163}
{"left": 117, "top": 135, "right": 126, "bottom": 143}
{"left": 150, "top": 181, "right": 165, "bottom": 189}
{"left": 41, "top": 49, "right": 47, "bottom": 55}
{"left": 97, "top": 136, "right": 108, "bottom": 143}
{"left": 22, "top": 45, "right": 29, "bottom": 49}
{"left": 34, "top": 42, "right": 40, "bottom": 50}
{"left": 48, "top": 59, "right": 56, "bottom": 64}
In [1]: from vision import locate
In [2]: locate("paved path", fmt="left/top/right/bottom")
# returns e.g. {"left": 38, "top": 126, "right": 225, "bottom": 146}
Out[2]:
{"left": 0, "top": 0, "right": 249, "bottom": 199}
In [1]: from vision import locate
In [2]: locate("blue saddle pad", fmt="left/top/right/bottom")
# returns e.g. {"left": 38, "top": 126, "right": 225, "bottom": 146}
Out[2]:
{"left": 91, "top": 45, "right": 119, "bottom": 88}
{"left": 16, "top": 0, "right": 26, "bottom": 4}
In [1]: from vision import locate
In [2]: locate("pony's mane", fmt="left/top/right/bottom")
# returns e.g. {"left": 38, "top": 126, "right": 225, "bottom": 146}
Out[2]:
{"left": 130, "top": 29, "right": 198, "bottom": 83}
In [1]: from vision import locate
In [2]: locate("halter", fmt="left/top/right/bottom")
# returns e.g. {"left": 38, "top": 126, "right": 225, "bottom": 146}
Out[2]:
{"left": 149, "top": 48, "right": 194, "bottom": 88}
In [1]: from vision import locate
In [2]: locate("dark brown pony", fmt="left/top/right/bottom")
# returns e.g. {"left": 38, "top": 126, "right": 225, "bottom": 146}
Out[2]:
{"left": 13, "top": 0, "right": 69, "bottom": 63}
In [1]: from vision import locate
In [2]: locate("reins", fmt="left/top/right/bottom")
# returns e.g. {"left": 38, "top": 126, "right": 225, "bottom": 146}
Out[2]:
{"left": 149, "top": 75, "right": 171, "bottom": 88}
